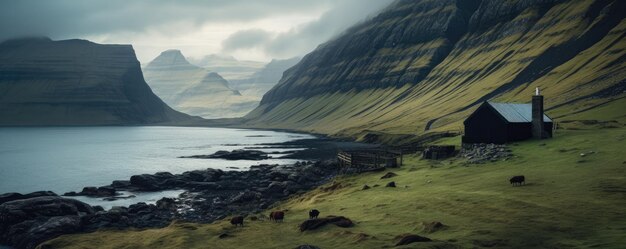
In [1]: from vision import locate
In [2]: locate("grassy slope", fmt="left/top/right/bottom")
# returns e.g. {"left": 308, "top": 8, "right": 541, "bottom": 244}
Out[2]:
{"left": 244, "top": 0, "right": 626, "bottom": 139}
{"left": 41, "top": 127, "right": 626, "bottom": 248}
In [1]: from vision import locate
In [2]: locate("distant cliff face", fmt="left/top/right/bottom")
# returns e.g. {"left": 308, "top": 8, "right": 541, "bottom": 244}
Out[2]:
{"left": 231, "top": 57, "right": 301, "bottom": 97}
{"left": 246, "top": 0, "right": 626, "bottom": 137}
{"left": 0, "top": 38, "right": 193, "bottom": 125}
{"left": 143, "top": 50, "right": 258, "bottom": 118}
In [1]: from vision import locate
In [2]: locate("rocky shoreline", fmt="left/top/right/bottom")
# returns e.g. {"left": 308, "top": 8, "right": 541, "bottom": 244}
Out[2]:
{"left": 0, "top": 151, "right": 345, "bottom": 249}
{"left": 0, "top": 137, "right": 378, "bottom": 249}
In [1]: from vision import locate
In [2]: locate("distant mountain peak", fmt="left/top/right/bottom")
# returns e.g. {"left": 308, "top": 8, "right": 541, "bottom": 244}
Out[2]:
{"left": 201, "top": 72, "right": 229, "bottom": 86}
{"left": 143, "top": 52, "right": 253, "bottom": 118}
{"left": 146, "top": 49, "right": 192, "bottom": 68}
{"left": 205, "top": 72, "right": 224, "bottom": 79}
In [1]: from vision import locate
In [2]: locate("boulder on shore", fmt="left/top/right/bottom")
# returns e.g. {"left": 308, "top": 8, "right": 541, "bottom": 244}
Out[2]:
{"left": 0, "top": 195, "right": 95, "bottom": 249}
{"left": 129, "top": 173, "right": 176, "bottom": 191}
{"left": 0, "top": 191, "right": 57, "bottom": 205}
{"left": 64, "top": 186, "right": 117, "bottom": 197}
{"left": 180, "top": 149, "right": 269, "bottom": 160}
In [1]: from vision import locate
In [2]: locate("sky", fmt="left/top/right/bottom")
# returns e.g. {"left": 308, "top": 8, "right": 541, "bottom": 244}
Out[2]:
{"left": 0, "top": 0, "right": 393, "bottom": 64}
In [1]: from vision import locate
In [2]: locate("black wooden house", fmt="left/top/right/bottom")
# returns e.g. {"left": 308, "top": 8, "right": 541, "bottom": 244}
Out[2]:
{"left": 462, "top": 90, "right": 553, "bottom": 144}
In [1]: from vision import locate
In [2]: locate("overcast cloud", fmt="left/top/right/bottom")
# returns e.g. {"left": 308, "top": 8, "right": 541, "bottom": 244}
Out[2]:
{"left": 0, "top": 0, "right": 392, "bottom": 63}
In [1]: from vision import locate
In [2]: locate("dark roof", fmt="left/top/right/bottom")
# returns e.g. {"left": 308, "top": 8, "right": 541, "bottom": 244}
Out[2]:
{"left": 488, "top": 102, "right": 552, "bottom": 123}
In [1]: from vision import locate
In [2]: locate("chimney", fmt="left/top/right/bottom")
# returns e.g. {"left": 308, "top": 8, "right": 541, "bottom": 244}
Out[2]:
{"left": 532, "top": 87, "right": 545, "bottom": 139}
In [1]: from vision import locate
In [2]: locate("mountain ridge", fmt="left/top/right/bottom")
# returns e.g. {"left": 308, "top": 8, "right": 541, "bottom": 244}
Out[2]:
{"left": 0, "top": 37, "right": 194, "bottom": 125}
{"left": 143, "top": 50, "right": 256, "bottom": 119}
{"left": 244, "top": 0, "right": 626, "bottom": 138}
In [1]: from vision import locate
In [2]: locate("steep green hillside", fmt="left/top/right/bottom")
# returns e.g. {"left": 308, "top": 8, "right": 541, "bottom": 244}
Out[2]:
{"left": 40, "top": 127, "right": 626, "bottom": 248}
{"left": 243, "top": 0, "right": 626, "bottom": 138}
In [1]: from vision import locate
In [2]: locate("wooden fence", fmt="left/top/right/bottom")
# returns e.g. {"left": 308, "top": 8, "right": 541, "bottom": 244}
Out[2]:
{"left": 338, "top": 149, "right": 403, "bottom": 172}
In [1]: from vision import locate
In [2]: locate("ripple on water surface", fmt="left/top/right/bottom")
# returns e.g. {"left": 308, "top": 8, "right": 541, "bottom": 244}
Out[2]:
{"left": 0, "top": 126, "right": 314, "bottom": 207}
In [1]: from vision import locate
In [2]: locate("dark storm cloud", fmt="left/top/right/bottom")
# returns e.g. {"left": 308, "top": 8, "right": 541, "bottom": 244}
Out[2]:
{"left": 0, "top": 0, "right": 334, "bottom": 41}
{"left": 0, "top": 0, "right": 393, "bottom": 61}
{"left": 220, "top": 0, "right": 392, "bottom": 58}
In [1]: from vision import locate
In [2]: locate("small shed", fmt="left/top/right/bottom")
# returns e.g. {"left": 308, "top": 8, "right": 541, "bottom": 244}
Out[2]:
{"left": 337, "top": 149, "right": 402, "bottom": 172}
{"left": 422, "top": 145, "right": 456, "bottom": 159}
{"left": 462, "top": 98, "right": 553, "bottom": 144}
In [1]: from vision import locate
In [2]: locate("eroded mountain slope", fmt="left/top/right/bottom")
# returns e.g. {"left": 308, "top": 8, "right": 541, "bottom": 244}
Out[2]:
{"left": 0, "top": 38, "right": 193, "bottom": 125}
{"left": 244, "top": 0, "right": 626, "bottom": 138}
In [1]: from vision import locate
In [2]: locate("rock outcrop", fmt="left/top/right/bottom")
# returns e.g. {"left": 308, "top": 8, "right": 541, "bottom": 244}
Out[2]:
{"left": 395, "top": 234, "right": 432, "bottom": 246}
{"left": 0, "top": 38, "right": 193, "bottom": 125}
{"left": 299, "top": 216, "right": 354, "bottom": 231}
{"left": 244, "top": 0, "right": 626, "bottom": 137}
{"left": 0, "top": 196, "right": 95, "bottom": 249}
{"left": 0, "top": 191, "right": 57, "bottom": 205}
{"left": 143, "top": 50, "right": 259, "bottom": 118}
{"left": 460, "top": 143, "right": 513, "bottom": 164}
{"left": 0, "top": 160, "right": 339, "bottom": 248}
{"left": 0, "top": 194, "right": 175, "bottom": 249}
{"left": 61, "top": 160, "right": 338, "bottom": 223}
{"left": 180, "top": 149, "right": 270, "bottom": 160}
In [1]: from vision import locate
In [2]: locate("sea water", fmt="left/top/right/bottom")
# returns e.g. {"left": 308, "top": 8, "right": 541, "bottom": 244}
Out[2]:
{"left": 0, "top": 126, "right": 313, "bottom": 208}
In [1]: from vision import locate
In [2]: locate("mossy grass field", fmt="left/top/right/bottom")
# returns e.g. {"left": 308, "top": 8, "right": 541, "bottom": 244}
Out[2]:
{"left": 41, "top": 127, "right": 626, "bottom": 248}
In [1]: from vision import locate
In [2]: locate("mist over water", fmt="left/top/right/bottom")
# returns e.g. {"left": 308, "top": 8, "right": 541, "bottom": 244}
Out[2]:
{"left": 0, "top": 126, "right": 313, "bottom": 195}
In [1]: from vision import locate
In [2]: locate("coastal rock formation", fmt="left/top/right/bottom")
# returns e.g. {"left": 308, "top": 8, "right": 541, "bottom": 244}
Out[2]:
{"left": 0, "top": 191, "right": 57, "bottom": 204}
{"left": 0, "top": 194, "right": 175, "bottom": 249}
{"left": 0, "top": 160, "right": 337, "bottom": 248}
{"left": 0, "top": 196, "right": 94, "bottom": 249}
{"left": 143, "top": 50, "right": 259, "bottom": 118}
{"left": 63, "top": 186, "right": 117, "bottom": 197}
{"left": 244, "top": 0, "right": 626, "bottom": 137}
{"left": 180, "top": 149, "right": 270, "bottom": 160}
{"left": 0, "top": 38, "right": 193, "bottom": 125}
{"left": 63, "top": 160, "right": 339, "bottom": 223}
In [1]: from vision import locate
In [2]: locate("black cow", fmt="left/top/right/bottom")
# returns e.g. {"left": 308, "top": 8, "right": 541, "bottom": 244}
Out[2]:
{"left": 230, "top": 216, "right": 244, "bottom": 227}
{"left": 510, "top": 175, "right": 525, "bottom": 186}
{"left": 309, "top": 209, "right": 320, "bottom": 219}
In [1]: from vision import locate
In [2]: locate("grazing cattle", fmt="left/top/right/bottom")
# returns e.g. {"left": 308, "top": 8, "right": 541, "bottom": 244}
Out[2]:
{"left": 510, "top": 175, "right": 525, "bottom": 186}
{"left": 230, "top": 216, "right": 244, "bottom": 227}
{"left": 269, "top": 211, "right": 285, "bottom": 222}
{"left": 309, "top": 209, "right": 320, "bottom": 219}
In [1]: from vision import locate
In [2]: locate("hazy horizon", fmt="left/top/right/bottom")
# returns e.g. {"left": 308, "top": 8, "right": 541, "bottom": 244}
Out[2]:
{"left": 0, "top": 0, "right": 392, "bottom": 64}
